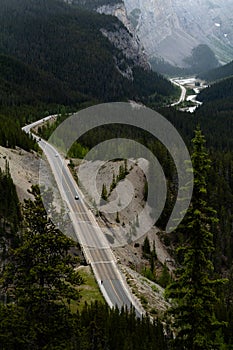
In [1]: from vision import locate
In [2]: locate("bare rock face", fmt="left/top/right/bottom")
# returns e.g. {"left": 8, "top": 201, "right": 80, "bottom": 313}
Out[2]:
{"left": 65, "top": 0, "right": 150, "bottom": 79}
{"left": 65, "top": 0, "right": 233, "bottom": 68}
{"left": 97, "top": 2, "right": 132, "bottom": 30}
{"left": 123, "top": 0, "right": 233, "bottom": 66}
{"left": 97, "top": 2, "right": 150, "bottom": 78}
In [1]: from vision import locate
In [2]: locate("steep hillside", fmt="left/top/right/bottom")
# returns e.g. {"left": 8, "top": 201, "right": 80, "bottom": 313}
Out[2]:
{"left": 70, "top": 0, "right": 123, "bottom": 10}
{"left": 199, "top": 60, "right": 233, "bottom": 82}
{"left": 0, "top": 0, "right": 175, "bottom": 106}
{"left": 123, "top": 0, "right": 233, "bottom": 69}
{"left": 0, "top": 54, "right": 84, "bottom": 106}
{"left": 198, "top": 76, "right": 233, "bottom": 102}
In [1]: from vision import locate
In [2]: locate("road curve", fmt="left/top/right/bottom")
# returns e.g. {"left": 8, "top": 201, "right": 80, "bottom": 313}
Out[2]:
{"left": 22, "top": 117, "right": 144, "bottom": 318}
{"left": 170, "top": 78, "right": 187, "bottom": 106}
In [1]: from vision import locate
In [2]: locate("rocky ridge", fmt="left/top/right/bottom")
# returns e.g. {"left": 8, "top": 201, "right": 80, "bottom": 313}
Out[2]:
{"left": 123, "top": 0, "right": 233, "bottom": 67}
{"left": 98, "top": 3, "right": 150, "bottom": 78}
{"left": 66, "top": 0, "right": 233, "bottom": 69}
{"left": 68, "top": 0, "right": 150, "bottom": 79}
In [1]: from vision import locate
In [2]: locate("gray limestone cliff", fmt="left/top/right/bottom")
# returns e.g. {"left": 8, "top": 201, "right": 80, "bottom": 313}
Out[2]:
{"left": 97, "top": 3, "right": 149, "bottom": 78}
{"left": 123, "top": 0, "right": 233, "bottom": 67}
{"left": 67, "top": 0, "right": 150, "bottom": 79}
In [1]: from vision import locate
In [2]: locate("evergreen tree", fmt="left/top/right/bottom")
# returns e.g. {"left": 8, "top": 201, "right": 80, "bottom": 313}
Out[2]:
{"left": 166, "top": 127, "right": 226, "bottom": 350}
{"left": 110, "top": 172, "right": 116, "bottom": 192}
{"left": 0, "top": 185, "right": 83, "bottom": 347}
{"left": 142, "top": 236, "right": 151, "bottom": 257}
{"left": 117, "top": 164, "right": 125, "bottom": 181}
{"left": 116, "top": 211, "right": 120, "bottom": 223}
{"left": 101, "top": 183, "right": 108, "bottom": 201}
{"left": 124, "top": 159, "right": 129, "bottom": 175}
{"left": 158, "top": 264, "right": 171, "bottom": 288}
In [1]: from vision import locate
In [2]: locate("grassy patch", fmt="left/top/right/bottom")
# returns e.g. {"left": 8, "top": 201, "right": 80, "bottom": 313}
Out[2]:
{"left": 151, "top": 285, "right": 159, "bottom": 293}
{"left": 70, "top": 266, "right": 104, "bottom": 312}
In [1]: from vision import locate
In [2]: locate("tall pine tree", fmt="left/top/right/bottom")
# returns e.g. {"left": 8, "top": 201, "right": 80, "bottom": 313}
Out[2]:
{"left": 0, "top": 185, "right": 83, "bottom": 347}
{"left": 166, "top": 127, "right": 226, "bottom": 349}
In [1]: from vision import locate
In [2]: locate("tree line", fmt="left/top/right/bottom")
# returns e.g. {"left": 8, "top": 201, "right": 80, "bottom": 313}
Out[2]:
{"left": 0, "top": 182, "right": 167, "bottom": 349}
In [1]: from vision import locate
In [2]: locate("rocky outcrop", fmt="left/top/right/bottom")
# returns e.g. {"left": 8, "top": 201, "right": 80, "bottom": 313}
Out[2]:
{"left": 65, "top": 0, "right": 150, "bottom": 79}
{"left": 97, "top": 2, "right": 131, "bottom": 31}
{"left": 101, "top": 26, "right": 149, "bottom": 79}
{"left": 97, "top": 2, "right": 150, "bottom": 78}
{"left": 123, "top": 0, "right": 233, "bottom": 66}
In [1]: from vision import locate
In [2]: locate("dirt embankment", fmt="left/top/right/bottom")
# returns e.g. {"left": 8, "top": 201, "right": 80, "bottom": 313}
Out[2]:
{"left": 74, "top": 157, "right": 175, "bottom": 315}
{"left": 0, "top": 146, "right": 174, "bottom": 316}
{"left": 75, "top": 158, "right": 174, "bottom": 268}
{"left": 0, "top": 146, "right": 40, "bottom": 201}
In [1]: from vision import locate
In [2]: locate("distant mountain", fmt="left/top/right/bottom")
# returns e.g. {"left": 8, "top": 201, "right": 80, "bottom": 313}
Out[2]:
{"left": 199, "top": 60, "right": 233, "bottom": 82}
{"left": 0, "top": 0, "right": 175, "bottom": 108}
{"left": 122, "top": 0, "right": 233, "bottom": 70}
{"left": 150, "top": 44, "right": 219, "bottom": 76}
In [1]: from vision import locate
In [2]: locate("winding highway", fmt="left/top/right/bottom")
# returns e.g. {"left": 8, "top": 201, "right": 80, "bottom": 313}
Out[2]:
{"left": 22, "top": 117, "right": 143, "bottom": 317}
{"left": 170, "top": 78, "right": 187, "bottom": 106}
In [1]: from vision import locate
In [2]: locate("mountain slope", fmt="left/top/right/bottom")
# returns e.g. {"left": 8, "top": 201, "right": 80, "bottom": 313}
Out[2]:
{"left": 69, "top": 0, "right": 123, "bottom": 10}
{"left": 198, "top": 76, "right": 233, "bottom": 103}
{"left": 199, "top": 60, "right": 233, "bottom": 82}
{"left": 0, "top": 0, "right": 175, "bottom": 105}
{"left": 123, "top": 0, "right": 233, "bottom": 68}
{"left": 0, "top": 54, "right": 85, "bottom": 106}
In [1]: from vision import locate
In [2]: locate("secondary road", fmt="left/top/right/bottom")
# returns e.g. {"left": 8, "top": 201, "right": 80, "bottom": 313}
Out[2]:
{"left": 22, "top": 118, "right": 143, "bottom": 317}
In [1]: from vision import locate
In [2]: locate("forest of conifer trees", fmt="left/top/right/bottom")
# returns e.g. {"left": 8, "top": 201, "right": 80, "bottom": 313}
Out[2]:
{"left": 0, "top": 0, "right": 233, "bottom": 348}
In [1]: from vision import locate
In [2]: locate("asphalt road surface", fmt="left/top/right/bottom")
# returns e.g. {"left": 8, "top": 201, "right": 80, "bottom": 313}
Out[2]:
{"left": 23, "top": 118, "right": 143, "bottom": 317}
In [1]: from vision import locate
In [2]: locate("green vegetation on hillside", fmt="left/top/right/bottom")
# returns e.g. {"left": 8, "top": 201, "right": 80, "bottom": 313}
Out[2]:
{"left": 72, "top": 0, "right": 123, "bottom": 10}
{"left": 0, "top": 185, "right": 167, "bottom": 349}
{"left": 166, "top": 128, "right": 226, "bottom": 349}
{"left": 0, "top": 160, "right": 20, "bottom": 231}
{"left": 199, "top": 60, "right": 233, "bottom": 82}
{"left": 198, "top": 76, "right": 233, "bottom": 102}
{"left": 0, "top": 0, "right": 175, "bottom": 105}
{"left": 150, "top": 57, "right": 188, "bottom": 77}
{"left": 150, "top": 44, "right": 219, "bottom": 77}
{"left": 0, "top": 114, "right": 38, "bottom": 151}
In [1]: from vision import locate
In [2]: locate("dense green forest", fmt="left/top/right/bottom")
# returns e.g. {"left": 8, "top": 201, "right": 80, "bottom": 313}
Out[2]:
{"left": 0, "top": 54, "right": 85, "bottom": 106}
{"left": 72, "top": 0, "right": 123, "bottom": 10}
{"left": 150, "top": 57, "right": 189, "bottom": 77}
{"left": 199, "top": 59, "right": 233, "bottom": 82}
{"left": 166, "top": 128, "right": 227, "bottom": 349}
{"left": 198, "top": 76, "right": 233, "bottom": 103}
{"left": 0, "top": 184, "right": 167, "bottom": 350}
{"left": 0, "top": 0, "right": 175, "bottom": 105}
{"left": 0, "top": 0, "right": 233, "bottom": 348}
{"left": 0, "top": 0, "right": 176, "bottom": 152}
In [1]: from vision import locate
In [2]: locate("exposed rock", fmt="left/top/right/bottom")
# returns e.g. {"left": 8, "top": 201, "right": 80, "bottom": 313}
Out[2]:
{"left": 97, "top": 2, "right": 150, "bottom": 78}
{"left": 67, "top": 0, "right": 150, "bottom": 78}
{"left": 100, "top": 26, "right": 149, "bottom": 79}
{"left": 123, "top": 0, "right": 233, "bottom": 66}
{"left": 97, "top": 2, "right": 132, "bottom": 31}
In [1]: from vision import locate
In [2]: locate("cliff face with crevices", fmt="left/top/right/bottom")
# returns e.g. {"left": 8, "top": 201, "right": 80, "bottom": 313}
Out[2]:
{"left": 68, "top": 0, "right": 150, "bottom": 78}
{"left": 97, "top": 2, "right": 149, "bottom": 78}
{"left": 123, "top": 0, "right": 233, "bottom": 66}
{"left": 67, "top": 0, "right": 233, "bottom": 68}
